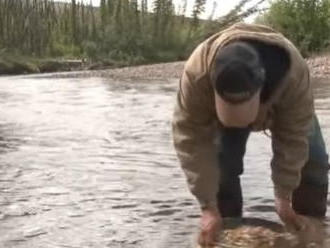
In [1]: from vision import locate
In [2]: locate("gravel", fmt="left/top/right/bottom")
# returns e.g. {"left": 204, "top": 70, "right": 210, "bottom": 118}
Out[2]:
{"left": 32, "top": 56, "right": 330, "bottom": 82}
{"left": 94, "top": 56, "right": 330, "bottom": 81}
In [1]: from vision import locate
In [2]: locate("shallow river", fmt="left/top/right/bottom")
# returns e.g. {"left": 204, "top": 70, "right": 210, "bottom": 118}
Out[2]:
{"left": 0, "top": 74, "right": 329, "bottom": 248}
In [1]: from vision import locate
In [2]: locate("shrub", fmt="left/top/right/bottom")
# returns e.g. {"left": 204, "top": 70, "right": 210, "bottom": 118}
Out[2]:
{"left": 256, "top": 0, "right": 330, "bottom": 56}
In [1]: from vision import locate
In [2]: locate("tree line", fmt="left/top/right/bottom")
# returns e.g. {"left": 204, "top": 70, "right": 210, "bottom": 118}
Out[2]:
{"left": 0, "top": 0, "right": 266, "bottom": 66}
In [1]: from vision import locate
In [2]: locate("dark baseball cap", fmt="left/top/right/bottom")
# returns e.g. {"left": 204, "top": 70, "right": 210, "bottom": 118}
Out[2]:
{"left": 211, "top": 41, "right": 266, "bottom": 127}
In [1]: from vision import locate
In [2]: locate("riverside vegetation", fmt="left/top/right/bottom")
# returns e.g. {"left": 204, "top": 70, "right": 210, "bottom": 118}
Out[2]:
{"left": 0, "top": 0, "right": 330, "bottom": 75}
{"left": 0, "top": 0, "right": 264, "bottom": 75}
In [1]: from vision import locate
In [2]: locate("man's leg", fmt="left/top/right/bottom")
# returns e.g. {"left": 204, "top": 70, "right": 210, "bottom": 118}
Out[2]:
{"left": 216, "top": 127, "right": 250, "bottom": 217}
{"left": 292, "top": 114, "right": 329, "bottom": 217}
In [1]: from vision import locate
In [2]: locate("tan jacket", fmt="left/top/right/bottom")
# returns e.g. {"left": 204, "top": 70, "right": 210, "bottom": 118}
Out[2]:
{"left": 172, "top": 23, "right": 314, "bottom": 208}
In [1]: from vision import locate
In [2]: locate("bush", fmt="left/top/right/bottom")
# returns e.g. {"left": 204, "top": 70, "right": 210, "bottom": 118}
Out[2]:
{"left": 0, "top": 55, "right": 40, "bottom": 74}
{"left": 256, "top": 0, "right": 330, "bottom": 56}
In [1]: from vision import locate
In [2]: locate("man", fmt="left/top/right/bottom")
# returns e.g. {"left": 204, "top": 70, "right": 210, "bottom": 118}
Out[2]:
{"left": 172, "top": 23, "right": 329, "bottom": 246}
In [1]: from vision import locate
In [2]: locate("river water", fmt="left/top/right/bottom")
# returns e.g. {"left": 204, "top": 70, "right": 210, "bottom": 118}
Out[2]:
{"left": 0, "top": 74, "right": 329, "bottom": 248}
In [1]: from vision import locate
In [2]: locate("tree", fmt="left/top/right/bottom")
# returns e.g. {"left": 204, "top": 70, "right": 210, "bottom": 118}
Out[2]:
{"left": 256, "top": 0, "right": 330, "bottom": 55}
{"left": 71, "top": 0, "right": 78, "bottom": 44}
{"left": 100, "top": 0, "right": 107, "bottom": 32}
{"left": 192, "top": 0, "right": 206, "bottom": 28}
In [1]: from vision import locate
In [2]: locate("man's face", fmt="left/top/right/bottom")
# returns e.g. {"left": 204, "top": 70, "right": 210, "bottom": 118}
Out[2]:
{"left": 214, "top": 89, "right": 261, "bottom": 128}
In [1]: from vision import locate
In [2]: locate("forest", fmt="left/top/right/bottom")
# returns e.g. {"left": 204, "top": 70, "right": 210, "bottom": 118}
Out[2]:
{"left": 0, "top": 0, "right": 329, "bottom": 74}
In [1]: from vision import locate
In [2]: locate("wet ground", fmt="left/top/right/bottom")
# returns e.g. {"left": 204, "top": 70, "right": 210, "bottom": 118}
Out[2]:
{"left": 0, "top": 74, "right": 329, "bottom": 248}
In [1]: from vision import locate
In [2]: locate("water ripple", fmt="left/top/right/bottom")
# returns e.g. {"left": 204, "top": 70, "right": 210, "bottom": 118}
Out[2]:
{"left": 0, "top": 76, "right": 328, "bottom": 247}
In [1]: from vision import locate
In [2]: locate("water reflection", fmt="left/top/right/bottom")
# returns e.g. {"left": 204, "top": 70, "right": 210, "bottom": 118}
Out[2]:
{"left": 0, "top": 75, "right": 328, "bottom": 247}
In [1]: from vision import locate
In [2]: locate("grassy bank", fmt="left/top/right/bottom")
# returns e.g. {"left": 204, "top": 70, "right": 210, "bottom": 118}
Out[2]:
{"left": 0, "top": 56, "right": 79, "bottom": 75}
{"left": 0, "top": 54, "right": 137, "bottom": 75}
{"left": 0, "top": 53, "right": 185, "bottom": 75}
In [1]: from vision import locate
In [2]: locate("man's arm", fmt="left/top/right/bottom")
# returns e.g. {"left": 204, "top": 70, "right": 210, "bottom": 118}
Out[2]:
{"left": 271, "top": 64, "right": 314, "bottom": 202}
{"left": 172, "top": 66, "right": 219, "bottom": 209}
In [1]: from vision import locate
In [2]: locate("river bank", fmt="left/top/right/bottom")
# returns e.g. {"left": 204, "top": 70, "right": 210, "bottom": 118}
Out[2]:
{"left": 0, "top": 56, "right": 134, "bottom": 76}
{"left": 1, "top": 55, "right": 330, "bottom": 80}
{"left": 0, "top": 56, "right": 82, "bottom": 75}
{"left": 95, "top": 56, "right": 330, "bottom": 80}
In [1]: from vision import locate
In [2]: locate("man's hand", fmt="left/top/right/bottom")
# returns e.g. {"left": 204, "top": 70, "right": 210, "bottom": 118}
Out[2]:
{"left": 275, "top": 197, "right": 305, "bottom": 232}
{"left": 198, "top": 206, "right": 222, "bottom": 247}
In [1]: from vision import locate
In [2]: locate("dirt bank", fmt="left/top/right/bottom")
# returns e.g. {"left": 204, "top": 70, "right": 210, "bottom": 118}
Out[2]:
{"left": 89, "top": 56, "right": 330, "bottom": 81}
{"left": 11, "top": 56, "right": 330, "bottom": 81}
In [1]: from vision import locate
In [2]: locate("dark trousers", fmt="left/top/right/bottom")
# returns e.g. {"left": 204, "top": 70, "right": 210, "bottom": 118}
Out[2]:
{"left": 216, "top": 114, "right": 329, "bottom": 217}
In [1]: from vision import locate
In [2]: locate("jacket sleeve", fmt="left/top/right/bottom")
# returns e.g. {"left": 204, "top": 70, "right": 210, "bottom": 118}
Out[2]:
{"left": 270, "top": 64, "right": 314, "bottom": 200}
{"left": 172, "top": 60, "right": 219, "bottom": 209}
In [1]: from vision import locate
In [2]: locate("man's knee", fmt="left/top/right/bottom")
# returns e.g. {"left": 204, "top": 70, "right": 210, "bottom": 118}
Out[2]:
{"left": 308, "top": 115, "right": 329, "bottom": 167}
{"left": 304, "top": 114, "right": 329, "bottom": 185}
{"left": 301, "top": 161, "right": 329, "bottom": 186}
